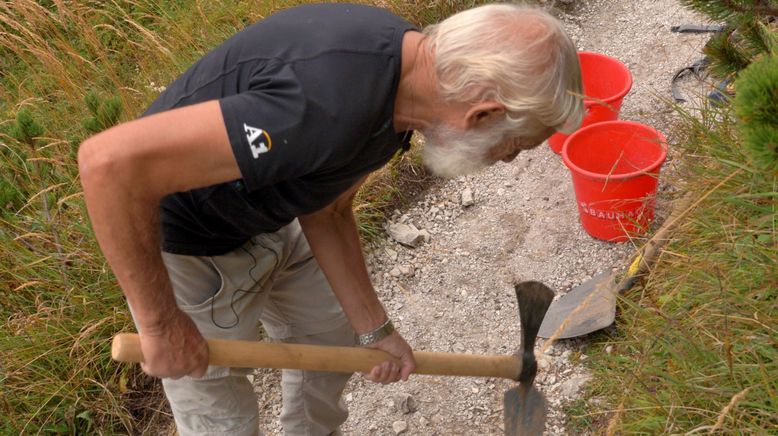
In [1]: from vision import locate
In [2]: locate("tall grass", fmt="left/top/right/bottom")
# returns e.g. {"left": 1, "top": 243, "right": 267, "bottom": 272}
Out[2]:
{"left": 0, "top": 0, "right": 490, "bottom": 433}
{"left": 568, "top": 101, "right": 777, "bottom": 433}
{"left": 0, "top": 1, "right": 295, "bottom": 433}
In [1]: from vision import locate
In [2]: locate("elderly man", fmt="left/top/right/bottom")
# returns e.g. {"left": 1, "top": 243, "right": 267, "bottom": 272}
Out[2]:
{"left": 78, "top": 3, "right": 582, "bottom": 435}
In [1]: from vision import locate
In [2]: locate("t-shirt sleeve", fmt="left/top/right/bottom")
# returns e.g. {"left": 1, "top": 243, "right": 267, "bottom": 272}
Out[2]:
{"left": 219, "top": 65, "right": 323, "bottom": 192}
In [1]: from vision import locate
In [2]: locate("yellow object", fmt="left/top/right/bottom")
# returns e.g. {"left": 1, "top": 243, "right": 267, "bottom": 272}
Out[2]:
{"left": 627, "top": 254, "right": 643, "bottom": 277}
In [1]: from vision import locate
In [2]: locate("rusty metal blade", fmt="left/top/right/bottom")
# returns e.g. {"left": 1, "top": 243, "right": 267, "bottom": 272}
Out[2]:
{"left": 504, "top": 383, "right": 548, "bottom": 436}
{"left": 537, "top": 271, "right": 618, "bottom": 339}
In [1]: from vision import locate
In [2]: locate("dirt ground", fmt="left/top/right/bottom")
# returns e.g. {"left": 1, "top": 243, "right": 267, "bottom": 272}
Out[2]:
{"left": 244, "top": 0, "right": 714, "bottom": 434}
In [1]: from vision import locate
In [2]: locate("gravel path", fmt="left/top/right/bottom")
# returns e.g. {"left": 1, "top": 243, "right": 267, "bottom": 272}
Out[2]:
{"left": 253, "top": 1, "right": 713, "bottom": 434}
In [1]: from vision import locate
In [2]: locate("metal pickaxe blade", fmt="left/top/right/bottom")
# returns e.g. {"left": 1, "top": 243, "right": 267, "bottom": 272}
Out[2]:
{"left": 504, "top": 281, "right": 555, "bottom": 435}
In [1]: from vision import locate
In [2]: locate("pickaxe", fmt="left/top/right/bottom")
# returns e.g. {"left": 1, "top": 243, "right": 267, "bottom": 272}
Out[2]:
{"left": 111, "top": 281, "right": 554, "bottom": 435}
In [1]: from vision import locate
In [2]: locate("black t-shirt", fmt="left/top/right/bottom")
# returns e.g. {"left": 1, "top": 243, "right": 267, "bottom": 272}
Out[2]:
{"left": 143, "top": 4, "right": 417, "bottom": 255}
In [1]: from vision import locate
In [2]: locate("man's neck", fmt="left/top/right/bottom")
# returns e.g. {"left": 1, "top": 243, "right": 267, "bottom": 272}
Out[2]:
{"left": 394, "top": 31, "right": 440, "bottom": 133}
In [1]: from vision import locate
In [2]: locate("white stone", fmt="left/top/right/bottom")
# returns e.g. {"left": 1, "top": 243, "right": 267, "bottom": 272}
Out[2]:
{"left": 385, "top": 247, "right": 398, "bottom": 261}
{"left": 392, "top": 421, "right": 408, "bottom": 434}
{"left": 461, "top": 188, "right": 475, "bottom": 207}
{"left": 387, "top": 222, "right": 425, "bottom": 247}
{"left": 399, "top": 265, "right": 414, "bottom": 277}
{"left": 559, "top": 374, "right": 591, "bottom": 398}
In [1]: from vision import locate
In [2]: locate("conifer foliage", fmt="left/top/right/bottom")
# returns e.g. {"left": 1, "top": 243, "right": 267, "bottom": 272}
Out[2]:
{"left": 680, "top": 0, "right": 777, "bottom": 77}
{"left": 681, "top": 0, "right": 777, "bottom": 172}
{"left": 734, "top": 55, "right": 778, "bottom": 172}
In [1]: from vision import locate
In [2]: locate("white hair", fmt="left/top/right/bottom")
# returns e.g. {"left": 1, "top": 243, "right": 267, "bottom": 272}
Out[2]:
{"left": 423, "top": 3, "right": 584, "bottom": 137}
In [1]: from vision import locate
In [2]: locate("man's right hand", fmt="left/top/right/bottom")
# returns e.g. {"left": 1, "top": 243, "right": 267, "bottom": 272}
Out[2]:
{"left": 138, "top": 309, "right": 209, "bottom": 379}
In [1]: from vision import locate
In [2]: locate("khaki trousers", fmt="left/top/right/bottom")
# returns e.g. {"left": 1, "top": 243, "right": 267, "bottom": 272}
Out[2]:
{"left": 150, "top": 220, "right": 355, "bottom": 436}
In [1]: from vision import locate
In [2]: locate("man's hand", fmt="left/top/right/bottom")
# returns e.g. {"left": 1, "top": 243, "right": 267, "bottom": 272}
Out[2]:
{"left": 139, "top": 309, "right": 209, "bottom": 379}
{"left": 364, "top": 331, "right": 416, "bottom": 384}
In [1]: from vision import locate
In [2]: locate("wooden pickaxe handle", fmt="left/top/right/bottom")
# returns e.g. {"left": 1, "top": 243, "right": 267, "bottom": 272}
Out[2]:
{"left": 111, "top": 333, "right": 521, "bottom": 380}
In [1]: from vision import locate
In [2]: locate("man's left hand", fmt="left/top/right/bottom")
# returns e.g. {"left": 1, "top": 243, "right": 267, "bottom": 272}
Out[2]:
{"left": 364, "top": 331, "right": 416, "bottom": 384}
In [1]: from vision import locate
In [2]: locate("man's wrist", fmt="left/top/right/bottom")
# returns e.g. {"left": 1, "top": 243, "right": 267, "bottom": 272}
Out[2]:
{"left": 134, "top": 300, "right": 181, "bottom": 334}
{"left": 357, "top": 318, "right": 395, "bottom": 346}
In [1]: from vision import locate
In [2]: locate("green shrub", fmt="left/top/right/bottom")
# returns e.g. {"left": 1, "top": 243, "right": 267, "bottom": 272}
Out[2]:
{"left": 83, "top": 91, "right": 123, "bottom": 134}
{"left": 10, "top": 108, "right": 44, "bottom": 147}
{"left": 734, "top": 54, "right": 778, "bottom": 172}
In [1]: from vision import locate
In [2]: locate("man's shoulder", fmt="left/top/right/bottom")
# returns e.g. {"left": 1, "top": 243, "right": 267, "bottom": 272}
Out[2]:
{"left": 237, "top": 3, "right": 417, "bottom": 60}
{"left": 266, "top": 3, "right": 412, "bottom": 28}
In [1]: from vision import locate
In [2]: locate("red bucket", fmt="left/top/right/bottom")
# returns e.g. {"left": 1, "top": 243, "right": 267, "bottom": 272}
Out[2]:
{"left": 549, "top": 51, "right": 633, "bottom": 154}
{"left": 562, "top": 121, "right": 667, "bottom": 242}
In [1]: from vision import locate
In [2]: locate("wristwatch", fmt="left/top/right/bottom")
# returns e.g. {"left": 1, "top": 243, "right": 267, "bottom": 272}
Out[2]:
{"left": 357, "top": 319, "right": 395, "bottom": 346}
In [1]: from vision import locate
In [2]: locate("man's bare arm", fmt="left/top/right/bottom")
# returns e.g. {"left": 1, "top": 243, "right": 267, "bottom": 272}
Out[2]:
{"left": 298, "top": 179, "right": 416, "bottom": 383}
{"left": 78, "top": 100, "right": 241, "bottom": 378}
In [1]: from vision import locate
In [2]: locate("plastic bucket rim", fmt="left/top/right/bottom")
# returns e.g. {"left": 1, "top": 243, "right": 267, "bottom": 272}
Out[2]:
{"left": 561, "top": 120, "right": 668, "bottom": 181}
{"left": 578, "top": 51, "right": 633, "bottom": 107}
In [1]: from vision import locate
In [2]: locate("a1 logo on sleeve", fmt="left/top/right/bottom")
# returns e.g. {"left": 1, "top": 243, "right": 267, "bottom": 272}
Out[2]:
{"left": 243, "top": 123, "right": 272, "bottom": 158}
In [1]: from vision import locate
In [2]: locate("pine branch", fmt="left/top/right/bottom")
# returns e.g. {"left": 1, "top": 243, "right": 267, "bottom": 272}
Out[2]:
{"left": 723, "top": 0, "right": 778, "bottom": 17}
{"left": 681, "top": 0, "right": 778, "bottom": 21}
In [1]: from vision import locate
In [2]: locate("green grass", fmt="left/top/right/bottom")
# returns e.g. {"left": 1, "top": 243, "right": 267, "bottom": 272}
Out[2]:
{"left": 0, "top": 0, "right": 490, "bottom": 433}
{"left": 1, "top": 2, "right": 280, "bottom": 432}
{"left": 567, "top": 102, "right": 777, "bottom": 434}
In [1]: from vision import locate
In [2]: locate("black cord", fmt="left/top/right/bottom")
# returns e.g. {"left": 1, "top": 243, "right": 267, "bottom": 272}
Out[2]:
{"left": 210, "top": 238, "right": 279, "bottom": 329}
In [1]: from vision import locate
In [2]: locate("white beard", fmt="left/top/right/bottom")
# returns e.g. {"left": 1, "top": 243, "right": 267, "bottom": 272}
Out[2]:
{"left": 420, "top": 123, "right": 505, "bottom": 178}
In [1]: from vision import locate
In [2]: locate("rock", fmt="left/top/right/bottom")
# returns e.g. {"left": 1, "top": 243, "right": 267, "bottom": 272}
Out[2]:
{"left": 392, "top": 420, "right": 408, "bottom": 434}
{"left": 461, "top": 188, "right": 474, "bottom": 207}
{"left": 605, "top": 345, "right": 614, "bottom": 354}
{"left": 346, "top": 393, "right": 353, "bottom": 402}
{"left": 559, "top": 374, "right": 591, "bottom": 398}
{"left": 387, "top": 222, "right": 425, "bottom": 247}
{"left": 419, "top": 416, "right": 428, "bottom": 427}
{"left": 385, "top": 247, "right": 399, "bottom": 261}
{"left": 394, "top": 393, "right": 417, "bottom": 414}
{"left": 390, "top": 268, "right": 402, "bottom": 278}
{"left": 419, "top": 229, "right": 432, "bottom": 242}
{"left": 399, "top": 265, "right": 414, "bottom": 277}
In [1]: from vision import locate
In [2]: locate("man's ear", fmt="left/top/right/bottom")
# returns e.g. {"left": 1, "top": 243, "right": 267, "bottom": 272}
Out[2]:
{"left": 465, "top": 101, "right": 506, "bottom": 129}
